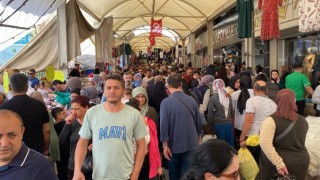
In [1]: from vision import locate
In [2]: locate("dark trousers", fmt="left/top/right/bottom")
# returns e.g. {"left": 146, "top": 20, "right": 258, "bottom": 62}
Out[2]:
{"left": 247, "top": 145, "right": 261, "bottom": 165}
{"left": 168, "top": 150, "right": 195, "bottom": 180}
{"left": 316, "top": 109, "right": 320, "bottom": 117}
{"left": 138, "top": 153, "right": 157, "bottom": 180}
{"left": 296, "top": 100, "right": 305, "bottom": 115}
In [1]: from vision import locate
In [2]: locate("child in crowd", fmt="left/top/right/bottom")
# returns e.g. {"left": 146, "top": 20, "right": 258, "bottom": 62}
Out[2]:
{"left": 51, "top": 107, "right": 69, "bottom": 180}
{"left": 122, "top": 88, "right": 133, "bottom": 104}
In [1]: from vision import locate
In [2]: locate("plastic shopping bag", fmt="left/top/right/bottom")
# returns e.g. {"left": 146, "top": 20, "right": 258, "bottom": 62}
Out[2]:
{"left": 238, "top": 148, "right": 259, "bottom": 180}
{"left": 246, "top": 135, "right": 260, "bottom": 146}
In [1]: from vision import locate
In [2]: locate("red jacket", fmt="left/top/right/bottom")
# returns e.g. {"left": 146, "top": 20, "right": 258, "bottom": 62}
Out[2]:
{"left": 146, "top": 117, "right": 161, "bottom": 178}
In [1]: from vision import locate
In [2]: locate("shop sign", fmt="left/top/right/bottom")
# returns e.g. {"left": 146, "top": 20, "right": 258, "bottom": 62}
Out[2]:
{"left": 213, "top": 23, "right": 240, "bottom": 48}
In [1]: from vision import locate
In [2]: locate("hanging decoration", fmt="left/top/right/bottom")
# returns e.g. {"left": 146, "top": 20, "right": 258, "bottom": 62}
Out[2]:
{"left": 258, "top": 0, "right": 282, "bottom": 41}
{"left": 149, "top": 35, "right": 155, "bottom": 46}
{"left": 237, "top": 0, "right": 253, "bottom": 38}
{"left": 150, "top": 18, "right": 162, "bottom": 37}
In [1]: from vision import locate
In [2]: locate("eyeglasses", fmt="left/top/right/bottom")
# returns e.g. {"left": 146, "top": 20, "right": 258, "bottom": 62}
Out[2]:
{"left": 219, "top": 168, "right": 241, "bottom": 179}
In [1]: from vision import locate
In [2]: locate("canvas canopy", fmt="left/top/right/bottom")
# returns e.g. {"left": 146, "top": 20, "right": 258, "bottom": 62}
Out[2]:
{"left": 1, "top": 0, "right": 235, "bottom": 72}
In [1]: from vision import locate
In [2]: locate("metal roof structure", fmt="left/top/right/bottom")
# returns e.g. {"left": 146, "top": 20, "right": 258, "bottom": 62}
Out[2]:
{"left": 1, "top": 0, "right": 233, "bottom": 54}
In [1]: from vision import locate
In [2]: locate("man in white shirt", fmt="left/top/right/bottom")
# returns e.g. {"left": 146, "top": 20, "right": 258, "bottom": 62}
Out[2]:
{"left": 240, "top": 80, "right": 277, "bottom": 163}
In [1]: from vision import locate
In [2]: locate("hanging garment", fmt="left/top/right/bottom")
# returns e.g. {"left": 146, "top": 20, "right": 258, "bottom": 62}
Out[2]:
{"left": 299, "top": 0, "right": 320, "bottom": 32}
{"left": 258, "top": 0, "right": 282, "bottom": 41}
{"left": 237, "top": 0, "right": 253, "bottom": 38}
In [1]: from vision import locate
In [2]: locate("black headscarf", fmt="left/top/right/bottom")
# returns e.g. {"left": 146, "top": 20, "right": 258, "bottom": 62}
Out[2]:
{"left": 229, "top": 76, "right": 240, "bottom": 91}
{"left": 237, "top": 76, "right": 252, "bottom": 114}
{"left": 152, "top": 81, "right": 168, "bottom": 113}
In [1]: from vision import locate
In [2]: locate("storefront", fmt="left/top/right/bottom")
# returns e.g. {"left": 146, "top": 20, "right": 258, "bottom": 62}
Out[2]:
{"left": 195, "top": 31, "right": 208, "bottom": 67}
{"left": 212, "top": 13, "right": 243, "bottom": 73}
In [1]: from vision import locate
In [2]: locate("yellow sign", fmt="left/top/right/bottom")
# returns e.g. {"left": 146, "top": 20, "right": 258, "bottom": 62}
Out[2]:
{"left": 54, "top": 70, "right": 65, "bottom": 82}
{"left": 46, "top": 65, "right": 55, "bottom": 82}
{"left": 3, "top": 71, "right": 9, "bottom": 93}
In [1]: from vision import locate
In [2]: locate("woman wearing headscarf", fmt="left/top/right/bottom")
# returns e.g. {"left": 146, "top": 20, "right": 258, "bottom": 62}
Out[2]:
{"left": 231, "top": 76, "right": 254, "bottom": 150}
{"left": 132, "top": 87, "right": 159, "bottom": 126}
{"left": 260, "top": 89, "right": 309, "bottom": 180}
{"left": 192, "top": 75, "right": 215, "bottom": 114}
{"left": 147, "top": 79, "right": 168, "bottom": 114}
{"left": 131, "top": 87, "right": 162, "bottom": 180}
{"left": 207, "top": 79, "right": 234, "bottom": 147}
{"left": 216, "top": 66, "right": 230, "bottom": 86}
{"left": 81, "top": 86, "right": 100, "bottom": 105}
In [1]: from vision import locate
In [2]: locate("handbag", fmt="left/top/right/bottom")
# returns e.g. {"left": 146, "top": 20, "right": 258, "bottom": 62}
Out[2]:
{"left": 271, "top": 173, "right": 296, "bottom": 180}
{"left": 157, "top": 174, "right": 166, "bottom": 180}
{"left": 81, "top": 151, "right": 93, "bottom": 173}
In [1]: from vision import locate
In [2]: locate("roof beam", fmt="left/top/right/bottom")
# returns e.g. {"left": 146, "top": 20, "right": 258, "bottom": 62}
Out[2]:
{"left": 100, "top": 0, "right": 130, "bottom": 19}
{"left": 0, "top": 24, "right": 30, "bottom": 30}
{"left": 113, "top": 15, "right": 205, "bottom": 19}
{"left": 176, "top": 0, "right": 206, "bottom": 17}
{"left": 76, "top": 0, "right": 100, "bottom": 21}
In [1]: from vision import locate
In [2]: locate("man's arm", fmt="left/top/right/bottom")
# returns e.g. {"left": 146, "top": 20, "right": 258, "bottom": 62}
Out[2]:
{"left": 73, "top": 137, "right": 90, "bottom": 180}
{"left": 131, "top": 138, "right": 145, "bottom": 180}
{"left": 306, "top": 86, "right": 314, "bottom": 96}
{"left": 42, "top": 122, "right": 50, "bottom": 155}
{"left": 240, "top": 113, "right": 255, "bottom": 146}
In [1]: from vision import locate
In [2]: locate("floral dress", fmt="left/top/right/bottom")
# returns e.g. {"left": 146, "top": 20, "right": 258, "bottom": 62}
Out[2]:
{"left": 258, "top": 0, "right": 282, "bottom": 40}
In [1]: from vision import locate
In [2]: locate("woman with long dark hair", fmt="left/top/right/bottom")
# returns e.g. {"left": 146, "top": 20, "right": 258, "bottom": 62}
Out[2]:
{"left": 182, "top": 140, "right": 239, "bottom": 180}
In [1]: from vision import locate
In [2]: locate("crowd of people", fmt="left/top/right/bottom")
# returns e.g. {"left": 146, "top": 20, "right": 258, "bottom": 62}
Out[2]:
{"left": 0, "top": 60, "right": 317, "bottom": 180}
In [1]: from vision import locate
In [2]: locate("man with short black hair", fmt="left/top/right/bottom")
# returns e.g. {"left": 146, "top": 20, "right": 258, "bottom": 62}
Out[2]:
{"left": 28, "top": 69, "right": 40, "bottom": 91}
{"left": 69, "top": 63, "right": 80, "bottom": 77}
{"left": 240, "top": 80, "right": 277, "bottom": 164}
{"left": 73, "top": 74, "right": 147, "bottom": 180}
{"left": 0, "top": 73, "right": 50, "bottom": 155}
{"left": 52, "top": 80, "right": 71, "bottom": 93}
{"left": 0, "top": 109, "right": 57, "bottom": 180}
{"left": 286, "top": 63, "right": 313, "bottom": 115}
{"left": 160, "top": 74, "right": 202, "bottom": 180}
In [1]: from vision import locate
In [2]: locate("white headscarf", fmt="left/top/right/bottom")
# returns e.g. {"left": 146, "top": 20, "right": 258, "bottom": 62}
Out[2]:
{"left": 212, "top": 79, "right": 229, "bottom": 118}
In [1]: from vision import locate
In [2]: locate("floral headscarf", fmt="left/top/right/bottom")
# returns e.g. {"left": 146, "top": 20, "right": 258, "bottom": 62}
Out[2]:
{"left": 212, "top": 79, "right": 229, "bottom": 117}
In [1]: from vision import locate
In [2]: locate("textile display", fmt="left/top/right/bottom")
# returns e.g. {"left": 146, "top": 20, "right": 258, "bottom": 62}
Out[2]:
{"left": 299, "top": 0, "right": 320, "bottom": 33}
{"left": 98, "top": 17, "right": 114, "bottom": 63}
{"left": 258, "top": 0, "right": 282, "bottom": 41}
{"left": 237, "top": 0, "right": 253, "bottom": 38}
{"left": 150, "top": 18, "right": 162, "bottom": 37}
{"left": 66, "top": 0, "right": 95, "bottom": 61}
{"left": 305, "top": 116, "right": 320, "bottom": 177}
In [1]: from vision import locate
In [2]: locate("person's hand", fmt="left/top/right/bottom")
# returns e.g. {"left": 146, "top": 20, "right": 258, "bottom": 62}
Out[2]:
{"left": 130, "top": 173, "right": 138, "bottom": 180}
{"left": 88, "top": 144, "right": 93, "bottom": 151}
{"left": 157, "top": 167, "right": 163, "bottom": 176}
{"left": 240, "top": 140, "right": 247, "bottom": 148}
{"left": 278, "top": 166, "right": 289, "bottom": 176}
{"left": 163, "top": 146, "right": 172, "bottom": 161}
{"left": 72, "top": 171, "right": 85, "bottom": 180}
{"left": 65, "top": 112, "right": 76, "bottom": 125}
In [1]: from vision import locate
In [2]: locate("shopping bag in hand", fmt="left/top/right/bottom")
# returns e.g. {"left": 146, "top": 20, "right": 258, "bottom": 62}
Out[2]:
{"left": 238, "top": 148, "right": 259, "bottom": 180}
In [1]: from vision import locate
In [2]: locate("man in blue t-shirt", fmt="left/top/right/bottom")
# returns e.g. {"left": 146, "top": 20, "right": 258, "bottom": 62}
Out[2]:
{"left": 28, "top": 69, "right": 40, "bottom": 91}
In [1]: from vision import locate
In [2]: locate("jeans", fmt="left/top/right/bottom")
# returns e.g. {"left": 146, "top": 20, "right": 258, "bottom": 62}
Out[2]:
{"left": 168, "top": 150, "right": 196, "bottom": 180}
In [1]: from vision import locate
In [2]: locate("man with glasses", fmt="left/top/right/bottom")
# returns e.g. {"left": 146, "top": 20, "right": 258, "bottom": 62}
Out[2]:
{"left": 28, "top": 69, "right": 40, "bottom": 91}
